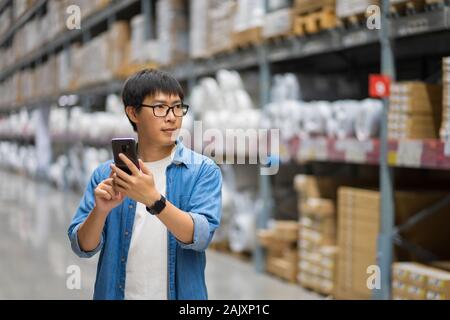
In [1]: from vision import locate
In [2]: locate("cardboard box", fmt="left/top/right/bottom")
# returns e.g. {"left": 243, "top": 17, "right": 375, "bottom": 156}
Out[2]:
{"left": 300, "top": 198, "right": 335, "bottom": 217}
{"left": 267, "top": 256, "right": 298, "bottom": 283}
{"left": 262, "top": 8, "right": 293, "bottom": 39}
{"left": 392, "top": 262, "right": 450, "bottom": 300}
{"left": 294, "top": 0, "right": 336, "bottom": 14}
{"left": 336, "top": 0, "right": 379, "bottom": 18}
{"left": 274, "top": 221, "right": 299, "bottom": 242}
{"left": 299, "top": 216, "right": 336, "bottom": 236}
{"left": 294, "top": 175, "right": 340, "bottom": 199}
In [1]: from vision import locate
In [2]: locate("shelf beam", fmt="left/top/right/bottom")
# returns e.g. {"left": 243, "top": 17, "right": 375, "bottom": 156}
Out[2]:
{"left": 254, "top": 43, "right": 273, "bottom": 273}
{"left": 374, "top": 0, "right": 396, "bottom": 301}
{"left": 0, "top": 0, "right": 47, "bottom": 47}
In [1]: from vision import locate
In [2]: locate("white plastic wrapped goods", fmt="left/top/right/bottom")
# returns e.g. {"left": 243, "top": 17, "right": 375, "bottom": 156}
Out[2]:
{"left": 190, "top": 0, "right": 210, "bottom": 58}
{"left": 130, "top": 15, "right": 146, "bottom": 63}
{"left": 49, "top": 108, "right": 68, "bottom": 137}
{"left": 199, "top": 77, "right": 225, "bottom": 110}
{"left": 355, "top": 99, "right": 383, "bottom": 141}
{"left": 336, "top": 0, "right": 379, "bottom": 18}
{"left": 234, "top": 0, "right": 265, "bottom": 32}
{"left": 301, "top": 102, "right": 329, "bottom": 137}
{"left": 334, "top": 100, "right": 359, "bottom": 139}
{"left": 229, "top": 211, "right": 255, "bottom": 252}
{"left": 271, "top": 73, "right": 301, "bottom": 103}
{"left": 217, "top": 69, "right": 245, "bottom": 92}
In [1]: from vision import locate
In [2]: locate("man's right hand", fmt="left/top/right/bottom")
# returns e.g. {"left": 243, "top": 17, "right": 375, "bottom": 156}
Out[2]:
{"left": 94, "top": 173, "right": 125, "bottom": 214}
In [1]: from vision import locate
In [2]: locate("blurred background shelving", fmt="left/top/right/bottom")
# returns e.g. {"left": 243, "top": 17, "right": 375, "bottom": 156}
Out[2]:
{"left": 1, "top": 0, "right": 450, "bottom": 300}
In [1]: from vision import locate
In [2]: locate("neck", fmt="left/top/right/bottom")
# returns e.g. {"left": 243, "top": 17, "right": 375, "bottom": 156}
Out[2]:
{"left": 138, "top": 138, "right": 175, "bottom": 162}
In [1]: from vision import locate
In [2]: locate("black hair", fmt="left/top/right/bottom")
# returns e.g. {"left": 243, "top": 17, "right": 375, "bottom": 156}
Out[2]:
{"left": 121, "top": 69, "right": 185, "bottom": 132}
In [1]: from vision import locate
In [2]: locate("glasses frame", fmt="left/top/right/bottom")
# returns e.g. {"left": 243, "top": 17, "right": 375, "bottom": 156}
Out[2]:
{"left": 139, "top": 103, "right": 190, "bottom": 118}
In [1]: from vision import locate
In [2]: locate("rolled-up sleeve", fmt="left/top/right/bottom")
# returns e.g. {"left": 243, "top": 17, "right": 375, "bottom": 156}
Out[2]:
{"left": 178, "top": 163, "right": 222, "bottom": 252}
{"left": 68, "top": 164, "right": 108, "bottom": 258}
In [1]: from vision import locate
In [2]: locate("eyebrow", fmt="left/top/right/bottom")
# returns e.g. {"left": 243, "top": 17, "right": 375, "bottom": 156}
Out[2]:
{"left": 151, "top": 99, "right": 182, "bottom": 104}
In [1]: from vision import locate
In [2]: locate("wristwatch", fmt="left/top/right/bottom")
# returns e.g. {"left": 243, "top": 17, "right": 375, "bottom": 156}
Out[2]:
{"left": 146, "top": 194, "right": 166, "bottom": 215}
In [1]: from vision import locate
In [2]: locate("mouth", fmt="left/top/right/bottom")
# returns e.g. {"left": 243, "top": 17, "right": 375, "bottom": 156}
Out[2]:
{"left": 161, "top": 128, "right": 177, "bottom": 133}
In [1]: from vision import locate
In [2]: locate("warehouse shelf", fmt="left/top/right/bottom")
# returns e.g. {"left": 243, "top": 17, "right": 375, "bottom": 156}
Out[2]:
{"left": 166, "top": 6, "right": 450, "bottom": 80}
{"left": 0, "top": 134, "right": 34, "bottom": 144}
{"left": 283, "top": 136, "right": 450, "bottom": 170}
{"left": 1, "top": 0, "right": 450, "bottom": 301}
{"left": 1, "top": 7, "right": 449, "bottom": 113}
{"left": 0, "top": 0, "right": 46, "bottom": 47}
{"left": 0, "top": 0, "right": 140, "bottom": 82}
{"left": 0, "top": 133, "right": 114, "bottom": 147}
{"left": 1, "top": 4, "right": 449, "bottom": 84}
{"left": 0, "top": 80, "right": 124, "bottom": 113}
{"left": 51, "top": 133, "right": 113, "bottom": 148}
{"left": 0, "top": 0, "right": 11, "bottom": 14}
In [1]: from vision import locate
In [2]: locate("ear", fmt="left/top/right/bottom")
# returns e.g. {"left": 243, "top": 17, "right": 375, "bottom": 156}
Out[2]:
{"left": 125, "top": 106, "right": 138, "bottom": 125}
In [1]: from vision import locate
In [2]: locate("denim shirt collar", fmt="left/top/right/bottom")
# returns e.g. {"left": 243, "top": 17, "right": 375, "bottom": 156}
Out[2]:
{"left": 136, "top": 137, "right": 191, "bottom": 168}
{"left": 172, "top": 138, "right": 191, "bottom": 167}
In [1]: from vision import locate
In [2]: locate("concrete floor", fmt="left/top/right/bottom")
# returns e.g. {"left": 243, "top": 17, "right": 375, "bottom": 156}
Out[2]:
{"left": 0, "top": 170, "right": 322, "bottom": 300}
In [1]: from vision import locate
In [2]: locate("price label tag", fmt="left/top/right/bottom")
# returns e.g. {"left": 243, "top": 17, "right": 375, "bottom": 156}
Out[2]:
{"left": 397, "top": 140, "right": 423, "bottom": 167}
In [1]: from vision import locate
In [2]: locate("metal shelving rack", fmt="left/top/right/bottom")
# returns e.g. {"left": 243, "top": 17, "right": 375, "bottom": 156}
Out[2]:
{"left": 1, "top": 0, "right": 450, "bottom": 299}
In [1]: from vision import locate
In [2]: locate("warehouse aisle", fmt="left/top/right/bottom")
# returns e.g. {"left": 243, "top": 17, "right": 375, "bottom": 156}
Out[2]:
{"left": 0, "top": 171, "right": 321, "bottom": 300}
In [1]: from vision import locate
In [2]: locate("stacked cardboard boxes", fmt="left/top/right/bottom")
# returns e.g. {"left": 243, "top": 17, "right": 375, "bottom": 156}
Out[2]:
{"left": 0, "top": 6, "right": 11, "bottom": 37}
{"left": 335, "top": 187, "right": 379, "bottom": 299}
{"left": 233, "top": 0, "right": 265, "bottom": 47}
{"left": 388, "top": 82, "right": 442, "bottom": 139}
{"left": 335, "top": 187, "right": 450, "bottom": 299}
{"left": 440, "top": 57, "right": 450, "bottom": 141}
{"left": 258, "top": 221, "right": 299, "bottom": 283}
{"left": 294, "top": 175, "right": 340, "bottom": 295}
{"left": 263, "top": 7, "right": 294, "bottom": 40}
{"left": 157, "top": 0, "right": 189, "bottom": 66}
{"left": 208, "top": 0, "right": 237, "bottom": 55}
{"left": 392, "top": 262, "right": 450, "bottom": 300}
{"left": 189, "top": 0, "right": 210, "bottom": 59}
{"left": 336, "top": 0, "right": 378, "bottom": 19}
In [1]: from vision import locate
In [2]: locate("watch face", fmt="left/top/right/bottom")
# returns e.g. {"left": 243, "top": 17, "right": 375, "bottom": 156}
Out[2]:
{"left": 147, "top": 195, "right": 166, "bottom": 215}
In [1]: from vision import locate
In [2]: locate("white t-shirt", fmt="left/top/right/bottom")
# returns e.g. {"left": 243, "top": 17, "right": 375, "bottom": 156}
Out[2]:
{"left": 124, "top": 149, "right": 174, "bottom": 300}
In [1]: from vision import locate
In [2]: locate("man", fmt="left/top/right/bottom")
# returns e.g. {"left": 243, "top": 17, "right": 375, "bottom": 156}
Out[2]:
{"left": 68, "top": 69, "right": 222, "bottom": 300}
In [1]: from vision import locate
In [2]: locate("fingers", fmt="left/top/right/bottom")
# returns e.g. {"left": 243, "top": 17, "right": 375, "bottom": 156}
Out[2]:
{"left": 114, "top": 184, "right": 127, "bottom": 195}
{"left": 139, "top": 159, "right": 150, "bottom": 174}
{"left": 102, "top": 184, "right": 117, "bottom": 199}
{"left": 118, "top": 153, "right": 140, "bottom": 176}
{"left": 110, "top": 163, "right": 132, "bottom": 183}
{"left": 113, "top": 173, "right": 129, "bottom": 190}
{"left": 95, "top": 188, "right": 112, "bottom": 201}
{"left": 103, "top": 178, "right": 114, "bottom": 186}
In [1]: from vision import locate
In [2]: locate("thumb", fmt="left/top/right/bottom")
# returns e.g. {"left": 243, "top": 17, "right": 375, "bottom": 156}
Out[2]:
{"left": 139, "top": 159, "right": 150, "bottom": 174}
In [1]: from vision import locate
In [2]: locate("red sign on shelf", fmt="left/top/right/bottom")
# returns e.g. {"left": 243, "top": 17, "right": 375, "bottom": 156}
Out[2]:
{"left": 369, "top": 74, "right": 391, "bottom": 98}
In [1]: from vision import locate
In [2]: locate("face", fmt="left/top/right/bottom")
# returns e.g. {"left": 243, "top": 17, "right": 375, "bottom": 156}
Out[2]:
{"left": 126, "top": 92, "right": 183, "bottom": 147}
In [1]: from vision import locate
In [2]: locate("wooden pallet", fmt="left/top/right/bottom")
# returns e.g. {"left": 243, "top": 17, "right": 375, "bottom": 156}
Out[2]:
{"left": 264, "top": 30, "right": 295, "bottom": 43}
{"left": 294, "top": 0, "right": 336, "bottom": 15}
{"left": 232, "top": 27, "right": 263, "bottom": 49}
{"left": 390, "top": 0, "right": 427, "bottom": 15}
{"left": 209, "top": 241, "right": 252, "bottom": 262}
{"left": 293, "top": 6, "right": 338, "bottom": 36}
{"left": 336, "top": 11, "right": 368, "bottom": 29}
{"left": 114, "top": 61, "right": 159, "bottom": 79}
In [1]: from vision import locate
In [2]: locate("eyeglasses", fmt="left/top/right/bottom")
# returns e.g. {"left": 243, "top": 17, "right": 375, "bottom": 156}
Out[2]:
{"left": 140, "top": 103, "right": 189, "bottom": 118}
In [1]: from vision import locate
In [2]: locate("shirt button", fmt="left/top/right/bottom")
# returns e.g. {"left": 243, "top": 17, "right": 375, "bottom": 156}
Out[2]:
{"left": 125, "top": 231, "right": 129, "bottom": 236}
{"left": 119, "top": 285, "right": 123, "bottom": 290}
{"left": 128, "top": 205, "right": 133, "bottom": 209}
{"left": 121, "top": 257, "right": 125, "bottom": 262}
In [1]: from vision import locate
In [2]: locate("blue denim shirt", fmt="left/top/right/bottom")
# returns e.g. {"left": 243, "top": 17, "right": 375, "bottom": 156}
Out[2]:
{"left": 68, "top": 141, "right": 222, "bottom": 300}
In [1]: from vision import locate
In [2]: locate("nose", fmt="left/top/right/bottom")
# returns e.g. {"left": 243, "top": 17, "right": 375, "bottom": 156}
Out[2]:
{"left": 165, "top": 108, "right": 176, "bottom": 122}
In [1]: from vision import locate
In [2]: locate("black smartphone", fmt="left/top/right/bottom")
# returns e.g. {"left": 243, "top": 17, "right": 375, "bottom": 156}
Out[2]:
{"left": 111, "top": 138, "right": 140, "bottom": 175}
